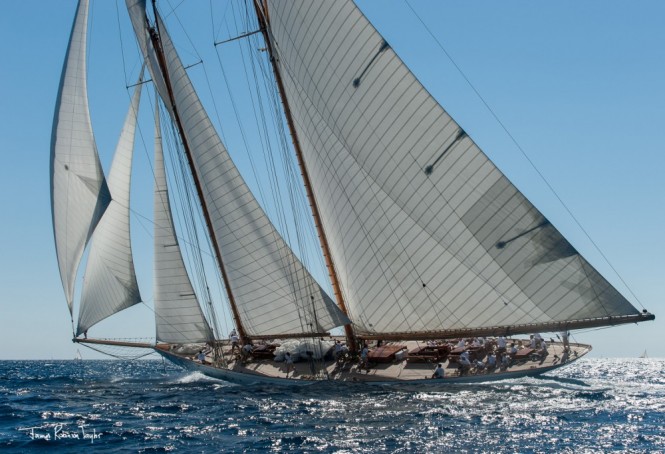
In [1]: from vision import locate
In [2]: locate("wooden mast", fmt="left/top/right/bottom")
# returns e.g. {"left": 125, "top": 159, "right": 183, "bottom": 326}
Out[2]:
{"left": 147, "top": 1, "right": 248, "bottom": 344}
{"left": 253, "top": 0, "right": 357, "bottom": 353}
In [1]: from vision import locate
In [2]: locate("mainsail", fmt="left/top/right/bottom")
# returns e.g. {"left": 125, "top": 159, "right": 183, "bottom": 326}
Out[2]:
{"left": 126, "top": 0, "right": 350, "bottom": 338}
{"left": 77, "top": 76, "right": 144, "bottom": 336}
{"left": 51, "top": 0, "right": 111, "bottom": 314}
{"left": 263, "top": 0, "right": 646, "bottom": 337}
{"left": 153, "top": 106, "right": 213, "bottom": 344}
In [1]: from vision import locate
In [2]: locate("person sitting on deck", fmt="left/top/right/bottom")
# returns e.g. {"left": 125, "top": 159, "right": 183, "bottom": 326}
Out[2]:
{"left": 197, "top": 350, "right": 207, "bottom": 365}
{"left": 500, "top": 353, "right": 511, "bottom": 370}
{"left": 509, "top": 343, "right": 518, "bottom": 356}
{"left": 529, "top": 335, "right": 537, "bottom": 349}
{"left": 486, "top": 353, "right": 497, "bottom": 371}
{"left": 496, "top": 336, "right": 506, "bottom": 353}
{"left": 456, "top": 338, "right": 466, "bottom": 349}
{"left": 458, "top": 351, "right": 471, "bottom": 374}
{"left": 473, "top": 359, "right": 486, "bottom": 373}
{"left": 241, "top": 343, "right": 253, "bottom": 362}
{"left": 539, "top": 339, "right": 548, "bottom": 357}
{"left": 432, "top": 363, "right": 444, "bottom": 379}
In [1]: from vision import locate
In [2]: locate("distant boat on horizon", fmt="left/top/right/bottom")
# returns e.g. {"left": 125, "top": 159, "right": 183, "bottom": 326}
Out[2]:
{"left": 639, "top": 350, "right": 648, "bottom": 359}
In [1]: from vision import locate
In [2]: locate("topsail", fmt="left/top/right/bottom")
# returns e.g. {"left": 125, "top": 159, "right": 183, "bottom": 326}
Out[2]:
{"left": 77, "top": 76, "right": 144, "bottom": 335}
{"left": 51, "top": 0, "right": 111, "bottom": 314}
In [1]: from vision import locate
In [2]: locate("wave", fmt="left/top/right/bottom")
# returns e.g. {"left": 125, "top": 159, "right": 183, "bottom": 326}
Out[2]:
{"left": 172, "top": 371, "right": 228, "bottom": 385}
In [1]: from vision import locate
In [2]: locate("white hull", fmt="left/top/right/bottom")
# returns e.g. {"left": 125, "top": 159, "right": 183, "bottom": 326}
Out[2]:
{"left": 155, "top": 345, "right": 588, "bottom": 387}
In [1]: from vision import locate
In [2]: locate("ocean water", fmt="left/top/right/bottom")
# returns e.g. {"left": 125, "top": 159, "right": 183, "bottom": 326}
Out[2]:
{"left": 1, "top": 358, "right": 664, "bottom": 453}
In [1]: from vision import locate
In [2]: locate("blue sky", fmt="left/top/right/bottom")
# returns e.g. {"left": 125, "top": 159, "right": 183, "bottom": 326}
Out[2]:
{"left": 0, "top": 1, "right": 663, "bottom": 359}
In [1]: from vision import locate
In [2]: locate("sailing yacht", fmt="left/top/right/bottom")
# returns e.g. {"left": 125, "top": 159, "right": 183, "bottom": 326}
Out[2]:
{"left": 50, "top": 0, "right": 655, "bottom": 385}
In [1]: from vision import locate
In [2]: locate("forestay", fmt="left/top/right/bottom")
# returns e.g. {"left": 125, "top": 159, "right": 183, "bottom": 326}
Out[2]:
{"left": 265, "top": 0, "right": 641, "bottom": 336}
{"left": 51, "top": 0, "right": 111, "bottom": 314}
{"left": 126, "top": 0, "right": 350, "bottom": 338}
{"left": 77, "top": 78, "right": 144, "bottom": 335}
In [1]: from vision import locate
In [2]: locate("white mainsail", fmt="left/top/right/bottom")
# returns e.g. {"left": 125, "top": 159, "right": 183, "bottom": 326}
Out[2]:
{"left": 51, "top": 0, "right": 111, "bottom": 314}
{"left": 153, "top": 105, "right": 213, "bottom": 344}
{"left": 126, "top": 0, "right": 350, "bottom": 338}
{"left": 265, "top": 0, "right": 641, "bottom": 336}
{"left": 76, "top": 77, "right": 144, "bottom": 336}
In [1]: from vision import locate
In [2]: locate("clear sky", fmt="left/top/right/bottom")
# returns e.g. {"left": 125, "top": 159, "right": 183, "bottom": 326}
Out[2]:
{"left": 0, "top": 1, "right": 663, "bottom": 360}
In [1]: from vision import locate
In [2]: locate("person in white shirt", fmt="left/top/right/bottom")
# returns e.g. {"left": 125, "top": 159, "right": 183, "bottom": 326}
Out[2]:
{"left": 459, "top": 351, "right": 471, "bottom": 374}
{"left": 432, "top": 363, "right": 444, "bottom": 379}
{"left": 540, "top": 340, "right": 548, "bottom": 356}
{"left": 474, "top": 359, "right": 486, "bottom": 372}
{"left": 241, "top": 343, "right": 253, "bottom": 362}
{"left": 230, "top": 331, "right": 239, "bottom": 352}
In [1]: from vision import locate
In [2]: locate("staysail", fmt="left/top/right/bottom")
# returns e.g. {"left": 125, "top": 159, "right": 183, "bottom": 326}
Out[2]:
{"left": 264, "top": 0, "right": 646, "bottom": 337}
{"left": 153, "top": 105, "right": 213, "bottom": 344}
{"left": 126, "top": 0, "right": 350, "bottom": 338}
{"left": 76, "top": 76, "right": 144, "bottom": 336}
{"left": 51, "top": 0, "right": 111, "bottom": 314}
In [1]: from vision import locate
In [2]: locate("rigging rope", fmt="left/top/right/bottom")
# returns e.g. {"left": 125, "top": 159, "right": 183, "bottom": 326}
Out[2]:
{"left": 79, "top": 339, "right": 157, "bottom": 360}
{"left": 209, "top": 0, "right": 327, "bottom": 336}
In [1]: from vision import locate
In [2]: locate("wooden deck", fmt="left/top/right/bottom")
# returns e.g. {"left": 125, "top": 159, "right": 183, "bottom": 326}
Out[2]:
{"left": 158, "top": 338, "right": 590, "bottom": 384}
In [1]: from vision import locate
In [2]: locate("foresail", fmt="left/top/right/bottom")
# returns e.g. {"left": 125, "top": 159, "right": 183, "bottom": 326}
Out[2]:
{"left": 51, "top": 0, "right": 111, "bottom": 314}
{"left": 126, "top": 0, "right": 350, "bottom": 338}
{"left": 265, "top": 0, "right": 641, "bottom": 336}
{"left": 153, "top": 106, "right": 213, "bottom": 344}
{"left": 76, "top": 77, "right": 144, "bottom": 336}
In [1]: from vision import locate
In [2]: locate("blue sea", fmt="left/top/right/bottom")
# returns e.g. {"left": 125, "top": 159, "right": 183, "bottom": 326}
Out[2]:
{"left": 1, "top": 358, "right": 664, "bottom": 452}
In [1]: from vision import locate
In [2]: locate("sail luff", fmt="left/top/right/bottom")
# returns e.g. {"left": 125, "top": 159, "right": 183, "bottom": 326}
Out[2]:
{"left": 76, "top": 75, "right": 144, "bottom": 335}
{"left": 153, "top": 103, "right": 213, "bottom": 344}
{"left": 254, "top": 0, "right": 357, "bottom": 352}
{"left": 51, "top": 0, "right": 111, "bottom": 314}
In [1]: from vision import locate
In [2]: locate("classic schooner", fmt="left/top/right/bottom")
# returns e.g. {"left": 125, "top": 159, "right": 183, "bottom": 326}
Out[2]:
{"left": 51, "top": 0, "right": 655, "bottom": 385}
